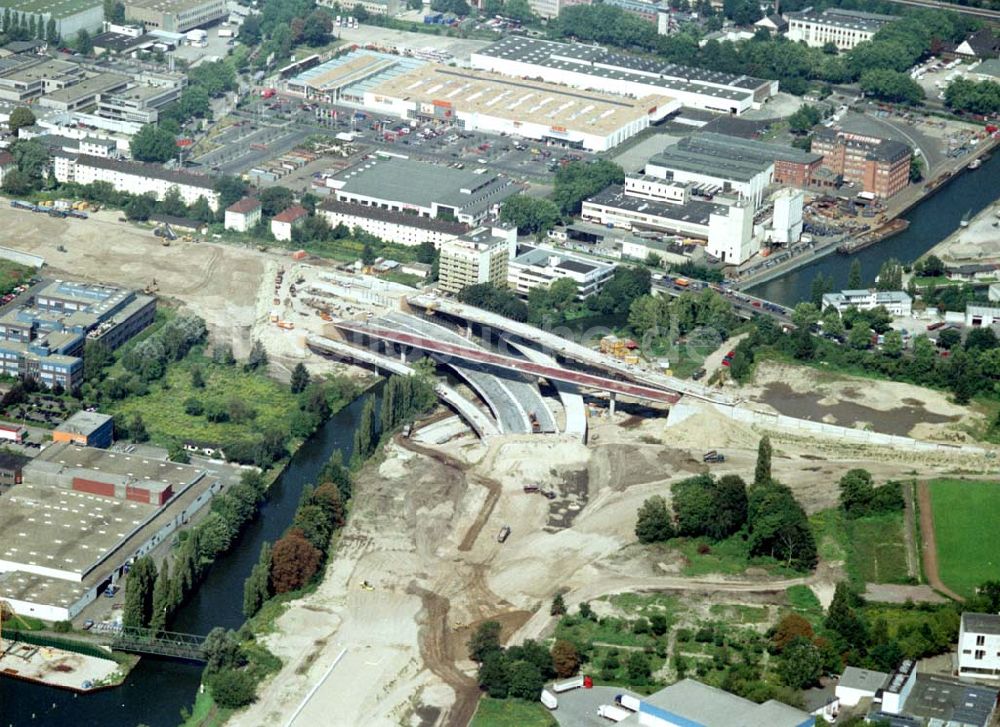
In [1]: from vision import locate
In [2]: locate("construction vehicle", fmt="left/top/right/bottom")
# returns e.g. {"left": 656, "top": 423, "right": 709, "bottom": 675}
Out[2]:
{"left": 703, "top": 450, "right": 725, "bottom": 463}
{"left": 360, "top": 580, "right": 374, "bottom": 591}
{"left": 523, "top": 484, "right": 539, "bottom": 494}
{"left": 497, "top": 525, "right": 511, "bottom": 543}
{"left": 529, "top": 412, "right": 540, "bottom": 433}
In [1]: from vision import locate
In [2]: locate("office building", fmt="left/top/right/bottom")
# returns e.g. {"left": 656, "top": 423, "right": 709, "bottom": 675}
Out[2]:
{"left": 785, "top": 7, "right": 898, "bottom": 50}
{"left": 645, "top": 132, "right": 822, "bottom": 207}
{"left": 53, "top": 153, "right": 220, "bottom": 209}
{"left": 870, "top": 659, "right": 998, "bottom": 727}
{"left": 470, "top": 36, "right": 777, "bottom": 115}
{"left": 438, "top": 226, "right": 515, "bottom": 295}
{"left": 224, "top": 197, "right": 261, "bottom": 232}
{"left": 328, "top": 157, "right": 518, "bottom": 227}
{"left": 811, "top": 128, "right": 912, "bottom": 199}
{"left": 0, "top": 0, "right": 103, "bottom": 40}
{"left": 318, "top": 0, "right": 399, "bottom": 14}
{"left": 318, "top": 199, "right": 468, "bottom": 248}
{"left": 53, "top": 410, "right": 114, "bottom": 448}
{"left": 96, "top": 77, "right": 185, "bottom": 125}
{"left": 508, "top": 245, "right": 615, "bottom": 299}
{"left": 582, "top": 177, "right": 756, "bottom": 265}
{"left": 0, "top": 58, "right": 83, "bottom": 103}
{"left": 821, "top": 289, "right": 912, "bottom": 316}
{"left": 38, "top": 72, "right": 130, "bottom": 112}
{"left": 0, "top": 280, "right": 155, "bottom": 390}
{"left": 123, "top": 0, "right": 227, "bottom": 32}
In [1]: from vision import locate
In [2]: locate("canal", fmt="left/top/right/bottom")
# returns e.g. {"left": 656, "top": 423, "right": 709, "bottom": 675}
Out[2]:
{"left": 749, "top": 152, "right": 1000, "bottom": 307}
{"left": 0, "top": 389, "right": 376, "bottom": 727}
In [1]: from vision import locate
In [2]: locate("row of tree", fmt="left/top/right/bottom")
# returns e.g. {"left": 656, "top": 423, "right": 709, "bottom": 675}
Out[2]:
{"left": 0, "top": 8, "right": 58, "bottom": 44}
{"left": 636, "top": 437, "right": 818, "bottom": 570}
{"left": 944, "top": 77, "right": 1000, "bottom": 116}
{"left": 468, "top": 621, "right": 582, "bottom": 699}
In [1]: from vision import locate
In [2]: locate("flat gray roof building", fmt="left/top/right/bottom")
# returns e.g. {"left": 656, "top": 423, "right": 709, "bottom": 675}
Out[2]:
{"left": 648, "top": 132, "right": 820, "bottom": 183}
{"left": 329, "top": 158, "right": 518, "bottom": 225}
{"left": 626, "top": 678, "right": 813, "bottom": 726}
{"left": 839, "top": 665, "right": 889, "bottom": 692}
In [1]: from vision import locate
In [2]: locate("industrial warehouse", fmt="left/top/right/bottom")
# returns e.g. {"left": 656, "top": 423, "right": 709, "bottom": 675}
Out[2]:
{"left": 469, "top": 36, "right": 778, "bottom": 115}
{"left": 0, "top": 442, "right": 241, "bottom": 621}
{"left": 285, "top": 49, "right": 680, "bottom": 151}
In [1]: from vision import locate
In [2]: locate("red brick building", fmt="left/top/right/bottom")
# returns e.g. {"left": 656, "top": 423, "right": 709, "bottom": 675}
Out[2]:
{"left": 811, "top": 128, "right": 912, "bottom": 199}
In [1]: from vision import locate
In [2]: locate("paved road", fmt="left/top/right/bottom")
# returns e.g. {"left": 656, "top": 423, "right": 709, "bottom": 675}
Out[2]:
{"left": 335, "top": 320, "right": 681, "bottom": 404}
{"left": 550, "top": 686, "right": 642, "bottom": 727}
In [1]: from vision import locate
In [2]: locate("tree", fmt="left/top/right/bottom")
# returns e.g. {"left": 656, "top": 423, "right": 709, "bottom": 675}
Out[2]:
{"left": 826, "top": 582, "right": 868, "bottom": 655}
{"left": 552, "top": 159, "right": 624, "bottom": 215}
{"left": 131, "top": 124, "right": 177, "bottom": 163}
{"left": 626, "top": 651, "right": 652, "bottom": 684}
{"left": 160, "top": 186, "right": 188, "bottom": 217}
{"left": 499, "top": 195, "right": 560, "bottom": 236}
{"left": 747, "top": 481, "right": 817, "bottom": 570}
{"left": 777, "top": 636, "right": 822, "bottom": 689}
{"left": 46, "top": 17, "right": 58, "bottom": 43}
{"left": 788, "top": 104, "right": 821, "bottom": 134}
{"left": 635, "top": 495, "right": 675, "bottom": 543}
{"left": 876, "top": 258, "right": 903, "bottom": 291}
{"left": 203, "top": 627, "right": 244, "bottom": 674}
{"left": 259, "top": 186, "right": 295, "bottom": 218}
{"left": 754, "top": 435, "right": 772, "bottom": 486}
{"left": 945, "top": 77, "right": 1000, "bottom": 116}
{"left": 243, "top": 542, "right": 272, "bottom": 618}
{"left": 860, "top": 69, "right": 924, "bottom": 104}
{"left": 352, "top": 396, "right": 377, "bottom": 461}
{"left": 149, "top": 560, "right": 172, "bottom": 633}
{"left": 128, "top": 413, "right": 149, "bottom": 442}
{"left": 883, "top": 329, "right": 904, "bottom": 357}
{"left": 772, "top": 613, "right": 815, "bottom": 653}
{"left": 208, "top": 668, "right": 257, "bottom": 709}
{"left": 270, "top": 529, "right": 321, "bottom": 593}
{"left": 123, "top": 556, "right": 157, "bottom": 628}
{"left": 7, "top": 107, "right": 34, "bottom": 135}
{"left": 238, "top": 15, "right": 261, "bottom": 45}
{"left": 214, "top": 176, "right": 250, "bottom": 215}
{"left": 909, "top": 155, "right": 924, "bottom": 183}
{"left": 75, "top": 29, "right": 93, "bottom": 55}
{"left": 842, "top": 262, "right": 865, "bottom": 294}
{"left": 290, "top": 362, "right": 310, "bottom": 394}
{"left": 937, "top": 327, "right": 962, "bottom": 350}
{"left": 124, "top": 194, "right": 155, "bottom": 221}
{"left": 550, "top": 593, "right": 567, "bottom": 616}
{"left": 246, "top": 339, "right": 268, "bottom": 372}
{"left": 478, "top": 652, "right": 509, "bottom": 698}
{"left": 468, "top": 620, "right": 503, "bottom": 663}
{"left": 551, "top": 639, "right": 580, "bottom": 678}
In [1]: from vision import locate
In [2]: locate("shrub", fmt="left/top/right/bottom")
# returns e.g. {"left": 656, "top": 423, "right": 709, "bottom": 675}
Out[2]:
{"left": 208, "top": 668, "right": 257, "bottom": 709}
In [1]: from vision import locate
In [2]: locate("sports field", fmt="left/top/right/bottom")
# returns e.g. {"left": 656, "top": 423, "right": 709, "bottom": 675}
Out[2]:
{"left": 927, "top": 479, "right": 1000, "bottom": 598}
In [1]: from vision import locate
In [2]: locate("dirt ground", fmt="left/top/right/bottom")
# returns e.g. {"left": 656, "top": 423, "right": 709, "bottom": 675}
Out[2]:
{"left": 2, "top": 207, "right": 267, "bottom": 358}
{"left": 233, "top": 382, "right": 990, "bottom": 727}
{"left": 744, "top": 361, "right": 984, "bottom": 443}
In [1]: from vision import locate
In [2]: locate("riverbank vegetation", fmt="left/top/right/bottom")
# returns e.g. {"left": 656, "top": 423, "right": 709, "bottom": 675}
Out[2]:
{"left": 181, "top": 373, "right": 436, "bottom": 723}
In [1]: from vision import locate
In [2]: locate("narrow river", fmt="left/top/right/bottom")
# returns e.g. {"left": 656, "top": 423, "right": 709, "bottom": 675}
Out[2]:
{"left": 1, "top": 388, "right": 376, "bottom": 727}
{"left": 749, "top": 151, "right": 1000, "bottom": 306}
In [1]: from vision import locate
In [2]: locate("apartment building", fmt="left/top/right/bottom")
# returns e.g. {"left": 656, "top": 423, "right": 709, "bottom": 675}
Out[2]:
{"left": 785, "top": 8, "right": 898, "bottom": 50}
{"left": 438, "top": 226, "right": 515, "bottom": 295}
{"left": 53, "top": 153, "right": 220, "bottom": 209}
{"left": 271, "top": 205, "right": 308, "bottom": 242}
{"left": 811, "top": 128, "right": 912, "bottom": 199}
{"left": 317, "top": 199, "right": 468, "bottom": 248}
{"left": 224, "top": 197, "right": 261, "bottom": 232}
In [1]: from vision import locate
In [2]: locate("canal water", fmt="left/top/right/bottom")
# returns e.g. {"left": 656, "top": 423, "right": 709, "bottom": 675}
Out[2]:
{"left": 1, "top": 389, "right": 376, "bottom": 727}
{"left": 749, "top": 152, "right": 1000, "bottom": 307}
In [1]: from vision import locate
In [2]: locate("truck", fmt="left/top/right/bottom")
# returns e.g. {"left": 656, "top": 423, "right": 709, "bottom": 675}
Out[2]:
{"left": 523, "top": 484, "right": 539, "bottom": 494}
{"left": 552, "top": 676, "right": 585, "bottom": 693}
{"left": 674, "top": 277, "right": 690, "bottom": 287}
{"left": 335, "top": 131, "right": 356, "bottom": 142}
{"left": 218, "top": 28, "right": 235, "bottom": 37}
{"left": 597, "top": 704, "right": 631, "bottom": 722}
{"left": 614, "top": 694, "right": 641, "bottom": 712}
{"left": 540, "top": 689, "right": 557, "bottom": 710}
{"left": 703, "top": 450, "right": 725, "bottom": 463}
{"left": 261, "top": 88, "right": 276, "bottom": 99}
{"left": 401, "top": 422, "right": 412, "bottom": 438}
{"left": 497, "top": 525, "right": 511, "bottom": 543}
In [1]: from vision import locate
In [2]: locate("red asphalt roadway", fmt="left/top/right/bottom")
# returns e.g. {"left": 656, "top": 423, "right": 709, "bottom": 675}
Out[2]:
{"left": 335, "top": 321, "right": 681, "bottom": 405}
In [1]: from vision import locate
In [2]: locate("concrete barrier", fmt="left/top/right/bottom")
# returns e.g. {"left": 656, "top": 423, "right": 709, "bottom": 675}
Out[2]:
{"left": 0, "top": 246, "right": 44, "bottom": 269}
{"left": 670, "top": 399, "right": 991, "bottom": 456}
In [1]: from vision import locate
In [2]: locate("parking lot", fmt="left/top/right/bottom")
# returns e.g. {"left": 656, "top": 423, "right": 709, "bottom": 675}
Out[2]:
{"left": 548, "top": 685, "right": 642, "bottom": 726}
{"left": 196, "top": 94, "right": 599, "bottom": 183}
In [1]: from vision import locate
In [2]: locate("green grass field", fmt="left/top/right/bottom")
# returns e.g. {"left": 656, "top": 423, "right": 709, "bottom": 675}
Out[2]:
{"left": 469, "top": 698, "right": 557, "bottom": 727}
{"left": 848, "top": 512, "right": 910, "bottom": 585}
{"left": 928, "top": 479, "right": 1000, "bottom": 598}
{"left": 110, "top": 353, "right": 302, "bottom": 447}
